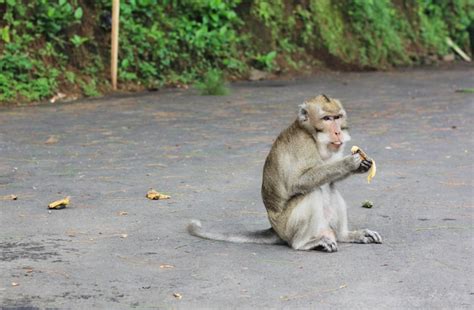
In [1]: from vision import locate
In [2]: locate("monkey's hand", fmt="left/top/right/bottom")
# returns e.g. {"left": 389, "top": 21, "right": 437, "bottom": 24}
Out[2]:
{"left": 356, "top": 158, "right": 373, "bottom": 174}
{"left": 346, "top": 153, "right": 362, "bottom": 171}
{"left": 351, "top": 146, "right": 377, "bottom": 183}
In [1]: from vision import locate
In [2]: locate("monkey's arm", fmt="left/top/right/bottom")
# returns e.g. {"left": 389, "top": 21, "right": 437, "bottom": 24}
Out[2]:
{"left": 291, "top": 155, "right": 360, "bottom": 195}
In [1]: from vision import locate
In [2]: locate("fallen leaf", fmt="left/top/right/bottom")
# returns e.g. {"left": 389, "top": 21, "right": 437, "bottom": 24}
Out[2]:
{"left": 45, "top": 135, "right": 59, "bottom": 145}
{"left": 118, "top": 211, "right": 128, "bottom": 216}
{"left": 146, "top": 189, "right": 171, "bottom": 200}
{"left": 49, "top": 92, "right": 66, "bottom": 103}
{"left": 48, "top": 197, "right": 70, "bottom": 209}
{"left": 66, "top": 229, "right": 78, "bottom": 237}
{"left": 11, "top": 282, "right": 19, "bottom": 287}
{"left": 160, "top": 264, "right": 175, "bottom": 269}
{"left": 361, "top": 200, "right": 374, "bottom": 208}
{"left": 1, "top": 194, "right": 17, "bottom": 201}
{"left": 120, "top": 234, "right": 128, "bottom": 238}
{"left": 173, "top": 293, "right": 182, "bottom": 300}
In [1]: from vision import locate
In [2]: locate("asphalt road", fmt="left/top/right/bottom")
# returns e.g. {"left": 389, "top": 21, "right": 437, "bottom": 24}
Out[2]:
{"left": 1, "top": 66, "right": 473, "bottom": 309}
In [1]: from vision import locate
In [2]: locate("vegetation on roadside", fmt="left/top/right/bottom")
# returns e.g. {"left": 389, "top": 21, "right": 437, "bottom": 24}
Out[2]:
{"left": 0, "top": 0, "right": 472, "bottom": 103}
{"left": 195, "top": 69, "right": 229, "bottom": 96}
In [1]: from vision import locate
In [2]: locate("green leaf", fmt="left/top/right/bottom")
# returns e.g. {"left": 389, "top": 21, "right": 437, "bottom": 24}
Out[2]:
{"left": 74, "top": 7, "right": 83, "bottom": 20}
{"left": 47, "top": 7, "right": 55, "bottom": 18}
{"left": 1, "top": 26, "right": 10, "bottom": 43}
{"left": 266, "top": 51, "right": 277, "bottom": 60}
{"left": 121, "top": 58, "right": 130, "bottom": 68}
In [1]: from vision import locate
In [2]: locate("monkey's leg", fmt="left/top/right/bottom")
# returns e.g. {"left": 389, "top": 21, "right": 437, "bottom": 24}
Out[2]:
{"left": 292, "top": 232, "right": 338, "bottom": 252}
{"left": 284, "top": 191, "right": 338, "bottom": 252}
{"left": 332, "top": 190, "right": 382, "bottom": 244}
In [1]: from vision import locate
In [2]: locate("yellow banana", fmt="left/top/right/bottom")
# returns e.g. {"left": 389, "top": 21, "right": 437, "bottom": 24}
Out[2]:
{"left": 48, "top": 196, "right": 70, "bottom": 209}
{"left": 351, "top": 146, "right": 376, "bottom": 184}
{"left": 146, "top": 189, "right": 171, "bottom": 200}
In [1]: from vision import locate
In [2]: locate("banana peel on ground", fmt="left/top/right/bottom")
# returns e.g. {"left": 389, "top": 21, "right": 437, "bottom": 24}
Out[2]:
{"left": 48, "top": 196, "right": 70, "bottom": 209}
{"left": 351, "top": 146, "right": 376, "bottom": 184}
{"left": 1, "top": 194, "right": 17, "bottom": 200}
{"left": 146, "top": 189, "right": 171, "bottom": 200}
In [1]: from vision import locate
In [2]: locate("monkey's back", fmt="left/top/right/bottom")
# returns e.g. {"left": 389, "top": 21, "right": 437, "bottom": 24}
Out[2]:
{"left": 261, "top": 120, "right": 319, "bottom": 215}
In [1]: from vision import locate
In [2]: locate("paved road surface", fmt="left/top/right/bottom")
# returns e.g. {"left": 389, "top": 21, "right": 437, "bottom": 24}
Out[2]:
{"left": 0, "top": 66, "right": 473, "bottom": 308}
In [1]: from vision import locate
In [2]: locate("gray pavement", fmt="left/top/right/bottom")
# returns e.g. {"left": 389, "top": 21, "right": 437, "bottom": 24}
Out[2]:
{"left": 0, "top": 66, "right": 473, "bottom": 309}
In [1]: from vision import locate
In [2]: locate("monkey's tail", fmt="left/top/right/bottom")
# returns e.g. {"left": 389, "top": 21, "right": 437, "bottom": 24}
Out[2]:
{"left": 187, "top": 219, "right": 285, "bottom": 245}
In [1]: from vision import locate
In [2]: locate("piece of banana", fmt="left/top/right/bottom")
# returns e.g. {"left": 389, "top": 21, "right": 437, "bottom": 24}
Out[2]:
{"left": 351, "top": 146, "right": 376, "bottom": 184}
{"left": 48, "top": 196, "right": 70, "bottom": 209}
{"left": 146, "top": 189, "right": 171, "bottom": 200}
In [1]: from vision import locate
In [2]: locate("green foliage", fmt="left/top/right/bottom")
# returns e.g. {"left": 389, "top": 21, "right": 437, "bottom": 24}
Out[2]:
{"left": 401, "top": 0, "right": 473, "bottom": 58}
{"left": 0, "top": 0, "right": 472, "bottom": 104}
{"left": 251, "top": 0, "right": 286, "bottom": 49}
{"left": 194, "top": 69, "right": 229, "bottom": 96}
{"left": 70, "top": 35, "right": 88, "bottom": 47}
{"left": 417, "top": 0, "right": 450, "bottom": 54}
{"left": 253, "top": 51, "right": 277, "bottom": 71}
{"left": 79, "top": 79, "right": 100, "bottom": 97}
{"left": 102, "top": 0, "right": 245, "bottom": 87}
{"left": 250, "top": 0, "right": 303, "bottom": 69}
{"left": 311, "top": 1, "right": 351, "bottom": 57}
{"left": 295, "top": 0, "right": 359, "bottom": 64}
{"left": 0, "top": 0, "right": 83, "bottom": 102}
{"left": 344, "top": 0, "right": 409, "bottom": 67}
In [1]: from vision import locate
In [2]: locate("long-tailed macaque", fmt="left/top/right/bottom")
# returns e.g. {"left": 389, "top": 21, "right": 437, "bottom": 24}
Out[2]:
{"left": 188, "top": 94, "right": 382, "bottom": 252}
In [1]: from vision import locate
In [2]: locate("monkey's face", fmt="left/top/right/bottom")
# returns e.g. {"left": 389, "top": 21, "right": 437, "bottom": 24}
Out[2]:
{"left": 298, "top": 95, "right": 351, "bottom": 152}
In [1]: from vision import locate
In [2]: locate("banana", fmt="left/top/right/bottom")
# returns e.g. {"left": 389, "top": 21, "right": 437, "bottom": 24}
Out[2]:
{"left": 48, "top": 196, "right": 70, "bottom": 209}
{"left": 146, "top": 189, "right": 171, "bottom": 200}
{"left": 351, "top": 146, "right": 376, "bottom": 184}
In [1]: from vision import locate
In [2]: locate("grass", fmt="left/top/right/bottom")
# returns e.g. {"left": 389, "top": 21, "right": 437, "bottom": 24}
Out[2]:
{"left": 455, "top": 88, "right": 474, "bottom": 93}
{"left": 194, "top": 69, "right": 229, "bottom": 96}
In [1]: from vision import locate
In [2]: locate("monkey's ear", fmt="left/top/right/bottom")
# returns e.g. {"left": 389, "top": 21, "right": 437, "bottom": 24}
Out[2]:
{"left": 298, "top": 103, "right": 309, "bottom": 122}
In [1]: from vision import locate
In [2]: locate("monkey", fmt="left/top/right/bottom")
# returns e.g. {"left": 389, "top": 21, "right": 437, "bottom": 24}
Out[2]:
{"left": 188, "top": 94, "right": 382, "bottom": 252}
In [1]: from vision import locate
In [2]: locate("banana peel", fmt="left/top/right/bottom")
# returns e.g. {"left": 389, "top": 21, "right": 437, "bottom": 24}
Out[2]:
{"left": 146, "top": 189, "right": 171, "bottom": 200}
{"left": 351, "top": 146, "right": 376, "bottom": 184}
{"left": 48, "top": 196, "right": 70, "bottom": 209}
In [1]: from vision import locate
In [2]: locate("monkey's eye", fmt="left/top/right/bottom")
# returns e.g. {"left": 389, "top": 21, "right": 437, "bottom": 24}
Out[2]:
{"left": 334, "top": 115, "right": 341, "bottom": 120}
{"left": 322, "top": 116, "right": 331, "bottom": 121}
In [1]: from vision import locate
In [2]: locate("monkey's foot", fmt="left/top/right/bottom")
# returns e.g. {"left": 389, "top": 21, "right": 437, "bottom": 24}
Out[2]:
{"left": 315, "top": 236, "right": 338, "bottom": 252}
{"left": 357, "top": 229, "right": 382, "bottom": 244}
{"left": 291, "top": 236, "right": 338, "bottom": 252}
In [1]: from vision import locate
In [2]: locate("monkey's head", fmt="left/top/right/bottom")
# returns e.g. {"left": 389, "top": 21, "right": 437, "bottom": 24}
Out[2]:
{"left": 298, "top": 94, "right": 350, "bottom": 152}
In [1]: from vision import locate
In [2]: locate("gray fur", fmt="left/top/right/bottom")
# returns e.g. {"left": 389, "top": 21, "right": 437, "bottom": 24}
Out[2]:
{"left": 187, "top": 219, "right": 285, "bottom": 245}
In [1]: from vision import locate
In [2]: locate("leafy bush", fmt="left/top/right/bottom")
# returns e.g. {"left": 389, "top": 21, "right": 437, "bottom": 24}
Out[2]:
{"left": 344, "top": 0, "right": 409, "bottom": 67}
{"left": 100, "top": 0, "right": 245, "bottom": 87}
{"left": 253, "top": 51, "right": 277, "bottom": 71}
{"left": 0, "top": 0, "right": 472, "bottom": 104}
{"left": 0, "top": 0, "right": 83, "bottom": 102}
{"left": 194, "top": 69, "right": 229, "bottom": 96}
